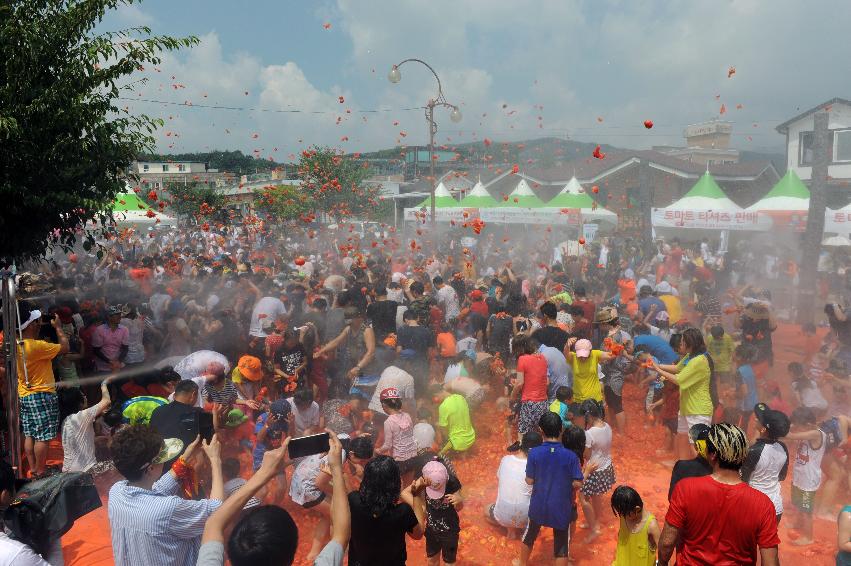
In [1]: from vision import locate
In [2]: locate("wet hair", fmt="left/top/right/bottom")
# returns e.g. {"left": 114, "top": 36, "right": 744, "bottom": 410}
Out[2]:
{"left": 58, "top": 387, "right": 87, "bottom": 425}
{"left": 111, "top": 425, "right": 163, "bottom": 482}
{"left": 409, "top": 281, "right": 425, "bottom": 296}
{"left": 380, "top": 397, "right": 402, "bottom": 411}
{"left": 432, "top": 275, "right": 444, "bottom": 286}
{"left": 512, "top": 334, "right": 537, "bottom": 358}
{"left": 580, "top": 399, "right": 603, "bottom": 420}
{"left": 709, "top": 325, "right": 725, "bottom": 339}
{"left": 555, "top": 386, "right": 573, "bottom": 403}
{"left": 611, "top": 485, "right": 643, "bottom": 516}
{"left": 293, "top": 388, "right": 314, "bottom": 407}
{"left": 312, "top": 297, "right": 328, "bottom": 311}
{"left": 791, "top": 406, "right": 817, "bottom": 425}
{"left": 520, "top": 431, "right": 543, "bottom": 453}
{"left": 669, "top": 333, "right": 683, "bottom": 351}
{"left": 228, "top": 505, "right": 298, "bottom": 566}
{"left": 538, "top": 411, "right": 563, "bottom": 438}
{"left": 222, "top": 457, "right": 241, "bottom": 480}
{"left": 174, "top": 379, "right": 199, "bottom": 396}
{"left": 158, "top": 366, "right": 181, "bottom": 385}
{"left": 348, "top": 436, "right": 375, "bottom": 460}
{"left": 568, "top": 305, "right": 585, "bottom": 318}
{"left": 358, "top": 456, "right": 401, "bottom": 517}
{"left": 505, "top": 292, "right": 528, "bottom": 317}
{"left": 574, "top": 285, "right": 586, "bottom": 297}
{"left": 561, "top": 425, "right": 586, "bottom": 465}
{"left": 417, "top": 406, "right": 433, "bottom": 421}
{"left": 403, "top": 309, "right": 418, "bottom": 321}
{"left": 681, "top": 327, "right": 707, "bottom": 356}
{"left": 539, "top": 301, "right": 558, "bottom": 320}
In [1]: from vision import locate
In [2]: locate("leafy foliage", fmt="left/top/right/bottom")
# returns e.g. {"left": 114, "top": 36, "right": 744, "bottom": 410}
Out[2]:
{"left": 297, "top": 146, "right": 382, "bottom": 221}
{"left": 164, "top": 182, "right": 225, "bottom": 218}
{"left": 257, "top": 183, "right": 314, "bottom": 222}
{"left": 0, "top": 0, "right": 197, "bottom": 266}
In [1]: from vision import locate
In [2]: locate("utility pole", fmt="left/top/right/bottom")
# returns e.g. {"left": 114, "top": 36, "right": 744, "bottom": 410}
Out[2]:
{"left": 797, "top": 112, "right": 830, "bottom": 323}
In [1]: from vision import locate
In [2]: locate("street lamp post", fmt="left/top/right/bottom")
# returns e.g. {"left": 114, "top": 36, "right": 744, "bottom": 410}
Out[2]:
{"left": 389, "top": 59, "right": 461, "bottom": 228}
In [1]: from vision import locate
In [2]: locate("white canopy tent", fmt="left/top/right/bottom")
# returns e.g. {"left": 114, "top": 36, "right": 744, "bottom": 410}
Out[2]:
{"left": 543, "top": 177, "right": 618, "bottom": 226}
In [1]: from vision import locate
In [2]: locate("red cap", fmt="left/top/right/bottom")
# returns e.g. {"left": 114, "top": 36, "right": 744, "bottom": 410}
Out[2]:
{"left": 470, "top": 289, "right": 483, "bottom": 300}
{"left": 380, "top": 387, "right": 401, "bottom": 400}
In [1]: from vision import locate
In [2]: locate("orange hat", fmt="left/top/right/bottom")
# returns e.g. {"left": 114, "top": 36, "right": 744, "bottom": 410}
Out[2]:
{"left": 237, "top": 355, "right": 263, "bottom": 382}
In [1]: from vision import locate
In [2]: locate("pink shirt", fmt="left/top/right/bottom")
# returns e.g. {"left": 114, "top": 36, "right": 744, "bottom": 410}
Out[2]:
{"left": 90, "top": 324, "right": 130, "bottom": 372}
{"left": 380, "top": 412, "right": 417, "bottom": 462}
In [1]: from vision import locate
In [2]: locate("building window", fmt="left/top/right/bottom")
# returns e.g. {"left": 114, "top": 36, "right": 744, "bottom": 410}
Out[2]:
{"left": 834, "top": 129, "right": 851, "bottom": 163}
{"left": 178, "top": 164, "right": 186, "bottom": 172}
{"left": 162, "top": 164, "right": 169, "bottom": 172}
{"left": 142, "top": 164, "right": 149, "bottom": 172}
{"left": 799, "top": 131, "right": 814, "bottom": 166}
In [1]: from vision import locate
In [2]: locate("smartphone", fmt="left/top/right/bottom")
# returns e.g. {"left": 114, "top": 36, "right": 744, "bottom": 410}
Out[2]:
{"left": 287, "top": 432, "right": 330, "bottom": 459}
{"left": 198, "top": 412, "right": 215, "bottom": 443}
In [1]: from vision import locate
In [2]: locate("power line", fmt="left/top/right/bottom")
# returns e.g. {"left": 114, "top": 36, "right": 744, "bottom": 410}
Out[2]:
{"left": 118, "top": 97, "right": 426, "bottom": 115}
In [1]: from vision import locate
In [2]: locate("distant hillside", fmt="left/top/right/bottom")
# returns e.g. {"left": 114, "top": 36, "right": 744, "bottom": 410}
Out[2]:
{"left": 137, "top": 150, "right": 286, "bottom": 174}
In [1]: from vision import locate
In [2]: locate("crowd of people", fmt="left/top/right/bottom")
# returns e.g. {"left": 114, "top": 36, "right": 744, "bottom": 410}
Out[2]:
{"left": 0, "top": 222, "right": 850, "bottom": 565}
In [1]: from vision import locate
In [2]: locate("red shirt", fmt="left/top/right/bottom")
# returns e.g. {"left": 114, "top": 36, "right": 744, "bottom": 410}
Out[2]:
{"left": 517, "top": 353, "right": 548, "bottom": 402}
{"left": 666, "top": 475, "right": 780, "bottom": 565}
{"left": 573, "top": 300, "right": 596, "bottom": 322}
{"left": 470, "top": 300, "right": 489, "bottom": 317}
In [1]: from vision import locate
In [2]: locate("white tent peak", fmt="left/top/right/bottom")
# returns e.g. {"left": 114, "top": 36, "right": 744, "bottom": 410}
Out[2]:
{"left": 511, "top": 178, "right": 536, "bottom": 196}
{"left": 559, "top": 177, "right": 585, "bottom": 196}
{"left": 468, "top": 181, "right": 490, "bottom": 197}
{"left": 433, "top": 182, "right": 453, "bottom": 198}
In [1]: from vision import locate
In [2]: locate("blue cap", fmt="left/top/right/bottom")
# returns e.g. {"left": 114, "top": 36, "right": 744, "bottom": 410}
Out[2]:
{"left": 270, "top": 399, "right": 291, "bottom": 417}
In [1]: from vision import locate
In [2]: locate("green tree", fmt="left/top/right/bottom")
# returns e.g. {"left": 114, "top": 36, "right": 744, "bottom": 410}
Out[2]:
{"left": 0, "top": 0, "right": 197, "bottom": 265}
{"left": 298, "top": 146, "right": 382, "bottom": 221}
{"left": 258, "top": 183, "right": 314, "bottom": 223}
{"left": 165, "top": 182, "right": 225, "bottom": 218}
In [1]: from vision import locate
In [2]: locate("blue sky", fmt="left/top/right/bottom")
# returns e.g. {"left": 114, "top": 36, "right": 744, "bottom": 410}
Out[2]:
{"left": 105, "top": 0, "right": 851, "bottom": 160}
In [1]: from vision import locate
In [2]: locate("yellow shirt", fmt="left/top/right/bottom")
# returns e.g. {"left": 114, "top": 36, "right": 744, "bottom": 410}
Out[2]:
{"left": 17, "top": 339, "right": 61, "bottom": 397}
{"left": 676, "top": 354, "right": 713, "bottom": 416}
{"left": 612, "top": 513, "right": 656, "bottom": 566}
{"left": 570, "top": 350, "right": 603, "bottom": 402}
{"left": 438, "top": 393, "right": 475, "bottom": 452}
{"left": 659, "top": 294, "right": 682, "bottom": 323}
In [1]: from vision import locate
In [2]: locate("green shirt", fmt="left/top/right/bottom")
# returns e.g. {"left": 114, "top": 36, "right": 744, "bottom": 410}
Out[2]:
{"left": 676, "top": 355, "right": 713, "bottom": 416}
{"left": 706, "top": 334, "right": 735, "bottom": 373}
{"left": 438, "top": 393, "right": 476, "bottom": 451}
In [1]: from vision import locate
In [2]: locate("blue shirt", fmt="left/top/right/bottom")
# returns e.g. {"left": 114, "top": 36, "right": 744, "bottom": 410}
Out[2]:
{"left": 538, "top": 344, "right": 572, "bottom": 400}
{"left": 737, "top": 364, "right": 757, "bottom": 410}
{"left": 253, "top": 412, "right": 287, "bottom": 470}
{"left": 633, "top": 335, "right": 679, "bottom": 365}
{"left": 526, "top": 441, "right": 583, "bottom": 529}
{"left": 639, "top": 296, "right": 667, "bottom": 318}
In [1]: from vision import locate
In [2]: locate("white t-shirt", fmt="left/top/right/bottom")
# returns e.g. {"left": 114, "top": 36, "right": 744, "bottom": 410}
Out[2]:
{"left": 746, "top": 441, "right": 788, "bottom": 515}
{"left": 793, "top": 432, "right": 826, "bottom": 492}
{"left": 289, "top": 454, "right": 325, "bottom": 505}
{"left": 368, "top": 366, "right": 416, "bottom": 415}
{"left": 457, "top": 337, "right": 477, "bottom": 353}
{"left": 585, "top": 423, "right": 613, "bottom": 471}
{"left": 248, "top": 296, "right": 287, "bottom": 338}
{"left": 413, "top": 422, "right": 435, "bottom": 451}
{"left": 493, "top": 454, "right": 532, "bottom": 528}
{"left": 436, "top": 285, "right": 461, "bottom": 321}
{"left": 285, "top": 398, "right": 321, "bottom": 437}
{"left": 62, "top": 404, "right": 100, "bottom": 473}
{"left": 0, "top": 531, "right": 62, "bottom": 566}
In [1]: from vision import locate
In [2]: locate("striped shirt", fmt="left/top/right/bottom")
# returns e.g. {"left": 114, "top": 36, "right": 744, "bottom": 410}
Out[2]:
{"left": 202, "top": 380, "right": 239, "bottom": 406}
{"left": 108, "top": 472, "right": 222, "bottom": 566}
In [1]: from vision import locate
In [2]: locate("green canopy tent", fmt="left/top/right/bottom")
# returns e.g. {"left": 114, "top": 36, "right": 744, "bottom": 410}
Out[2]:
{"left": 458, "top": 181, "right": 498, "bottom": 208}
{"left": 745, "top": 170, "right": 810, "bottom": 212}
{"left": 497, "top": 178, "right": 546, "bottom": 208}
{"left": 544, "top": 177, "right": 617, "bottom": 225}
{"left": 413, "top": 182, "right": 459, "bottom": 209}
{"left": 111, "top": 192, "right": 177, "bottom": 226}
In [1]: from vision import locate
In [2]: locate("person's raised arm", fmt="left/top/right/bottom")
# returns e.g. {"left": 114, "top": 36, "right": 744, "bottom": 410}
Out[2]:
{"left": 656, "top": 522, "right": 680, "bottom": 566}
{"left": 202, "top": 434, "right": 225, "bottom": 502}
{"left": 201, "top": 439, "right": 291, "bottom": 545}
{"left": 782, "top": 429, "right": 824, "bottom": 443}
{"left": 401, "top": 478, "right": 427, "bottom": 540}
{"left": 315, "top": 327, "right": 350, "bottom": 357}
{"left": 51, "top": 314, "right": 70, "bottom": 355}
{"left": 326, "top": 431, "right": 351, "bottom": 548}
{"left": 95, "top": 376, "right": 113, "bottom": 415}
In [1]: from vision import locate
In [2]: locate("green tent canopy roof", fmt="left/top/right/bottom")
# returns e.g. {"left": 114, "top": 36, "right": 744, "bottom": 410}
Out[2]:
{"left": 545, "top": 177, "right": 599, "bottom": 209}
{"left": 761, "top": 169, "right": 811, "bottom": 200}
{"left": 498, "top": 178, "right": 546, "bottom": 207}
{"left": 459, "top": 181, "right": 498, "bottom": 208}
{"left": 113, "top": 192, "right": 153, "bottom": 212}
{"left": 682, "top": 172, "right": 729, "bottom": 200}
{"left": 415, "top": 182, "right": 458, "bottom": 208}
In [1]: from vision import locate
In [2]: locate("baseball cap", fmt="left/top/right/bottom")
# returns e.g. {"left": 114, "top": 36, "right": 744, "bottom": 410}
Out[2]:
{"left": 237, "top": 355, "right": 263, "bottom": 382}
{"left": 422, "top": 460, "right": 449, "bottom": 499}
{"left": 153, "top": 437, "right": 184, "bottom": 464}
{"left": 574, "top": 338, "right": 592, "bottom": 358}
{"left": 225, "top": 409, "right": 248, "bottom": 428}
{"left": 753, "top": 403, "right": 791, "bottom": 438}
{"left": 380, "top": 387, "right": 401, "bottom": 401}
{"left": 470, "top": 289, "right": 484, "bottom": 300}
{"left": 107, "top": 305, "right": 123, "bottom": 316}
{"left": 656, "top": 281, "right": 673, "bottom": 294}
{"left": 270, "top": 399, "right": 292, "bottom": 417}
{"left": 594, "top": 306, "right": 618, "bottom": 324}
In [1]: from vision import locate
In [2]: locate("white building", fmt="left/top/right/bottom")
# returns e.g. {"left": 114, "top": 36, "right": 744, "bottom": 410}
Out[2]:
{"left": 775, "top": 97, "right": 851, "bottom": 182}
{"left": 129, "top": 160, "right": 223, "bottom": 189}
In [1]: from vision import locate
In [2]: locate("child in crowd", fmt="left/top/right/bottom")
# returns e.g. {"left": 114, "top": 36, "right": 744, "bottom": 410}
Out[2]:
{"left": 549, "top": 386, "right": 573, "bottom": 429}
{"left": 706, "top": 325, "right": 734, "bottom": 384}
{"left": 580, "top": 400, "right": 616, "bottom": 543}
{"left": 610, "top": 485, "right": 660, "bottom": 566}
{"left": 734, "top": 344, "right": 758, "bottom": 434}
{"left": 436, "top": 322, "right": 458, "bottom": 371}
{"left": 562, "top": 424, "right": 587, "bottom": 552}
{"left": 286, "top": 388, "right": 323, "bottom": 438}
{"left": 222, "top": 457, "right": 262, "bottom": 515}
{"left": 253, "top": 399, "right": 291, "bottom": 500}
{"left": 414, "top": 406, "right": 437, "bottom": 452}
{"left": 762, "top": 380, "right": 792, "bottom": 415}
{"left": 741, "top": 403, "right": 790, "bottom": 523}
{"left": 422, "top": 460, "right": 464, "bottom": 565}
{"left": 784, "top": 407, "right": 827, "bottom": 546}
{"left": 801, "top": 322, "right": 820, "bottom": 364}
{"left": 636, "top": 352, "right": 664, "bottom": 427}
{"left": 435, "top": 388, "right": 476, "bottom": 457}
{"left": 789, "top": 362, "right": 828, "bottom": 417}
{"left": 376, "top": 387, "right": 418, "bottom": 480}
{"left": 276, "top": 330, "right": 308, "bottom": 393}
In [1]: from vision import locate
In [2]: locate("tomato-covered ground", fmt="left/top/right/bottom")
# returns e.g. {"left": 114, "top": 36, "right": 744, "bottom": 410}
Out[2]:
{"left": 61, "top": 322, "right": 842, "bottom": 565}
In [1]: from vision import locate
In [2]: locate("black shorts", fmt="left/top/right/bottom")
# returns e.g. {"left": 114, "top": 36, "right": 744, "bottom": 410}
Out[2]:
{"left": 604, "top": 386, "right": 623, "bottom": 414}
{"left": 569, "top": 400, "right": 605, "bottom": 420}
{"left": 522, "top": 519, "right": 569, "bottom": 558}
{"left": 426, "top": 531, "right": 459, "bottom": 563}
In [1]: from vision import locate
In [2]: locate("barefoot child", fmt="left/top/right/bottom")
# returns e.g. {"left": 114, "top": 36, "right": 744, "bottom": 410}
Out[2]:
{"left": 784, "top": 407, "right": 826, "bottom": 546}
{"left": 610, "top": 485, "right": 660, "bottom": 566}
{"left": 579, "top": 400, "right": 616, "bottom": 543}
{"left": 422, "top": 460, "right": 464, "bottom": 565}
{"left": 376, "top": 387, "right": 417, "bottom": 482}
